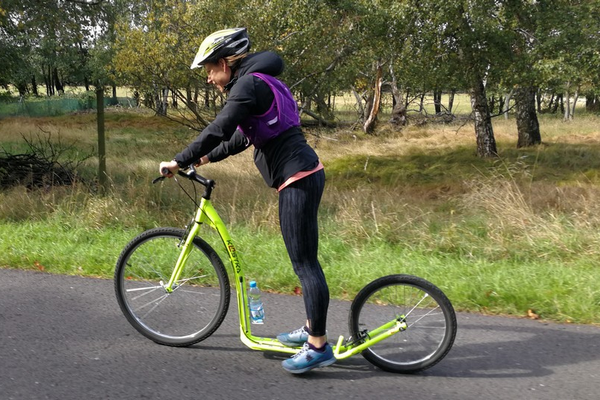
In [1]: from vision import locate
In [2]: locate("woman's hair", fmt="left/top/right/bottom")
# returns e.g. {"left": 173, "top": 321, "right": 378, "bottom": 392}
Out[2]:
{"left": 224, "top": 53, "right": 248, "bottom": 69}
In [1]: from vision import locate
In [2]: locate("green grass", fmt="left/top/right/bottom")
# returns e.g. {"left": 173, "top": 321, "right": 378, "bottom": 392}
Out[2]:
{"left": 2, "top": 215, "right": 598, "bottom": 324}
{"left": 1, "top": 110, "right": 600, "bottom": 325}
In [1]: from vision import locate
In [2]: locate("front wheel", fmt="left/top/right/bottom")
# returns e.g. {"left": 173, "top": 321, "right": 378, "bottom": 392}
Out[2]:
{"left": 114, "top": 227, "right": 230, "bottom": 346}
{"left": 349, "top": 274, "right": 457, "bottom": 373}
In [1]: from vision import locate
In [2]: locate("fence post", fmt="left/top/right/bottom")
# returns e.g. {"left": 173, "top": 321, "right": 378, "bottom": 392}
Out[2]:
{"left": 96, "top": 87, "right": 108, "bottom": 194}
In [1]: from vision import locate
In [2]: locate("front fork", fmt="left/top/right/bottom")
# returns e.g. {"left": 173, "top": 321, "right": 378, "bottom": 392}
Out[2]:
{"left": 163, "top": 219, "right": 202, "bottom": 293}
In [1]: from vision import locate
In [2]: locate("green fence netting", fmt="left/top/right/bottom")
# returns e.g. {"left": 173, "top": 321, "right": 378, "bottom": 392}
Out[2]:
{"left": 0, "top": 96, "right": 135, "bottom": 118}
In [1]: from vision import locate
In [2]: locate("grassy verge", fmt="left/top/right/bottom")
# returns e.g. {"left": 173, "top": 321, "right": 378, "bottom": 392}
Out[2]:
{"left": 1, "top": 216, "right": 598, "bottom": 325}
{"left": 1, "top": 111, "right": 600, "bottom": 325}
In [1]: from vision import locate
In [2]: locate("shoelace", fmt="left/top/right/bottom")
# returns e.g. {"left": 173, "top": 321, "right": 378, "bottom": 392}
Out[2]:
{"left": 291, "top": 343, "right": 310, "bottom": 359}
{"left": 290, "top": 327, "right": 306, "bottom": 336}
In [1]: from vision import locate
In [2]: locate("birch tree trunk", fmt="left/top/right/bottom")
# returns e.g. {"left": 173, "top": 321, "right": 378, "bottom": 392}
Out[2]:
{"left": 470, "top": 78, "right": 498, "bottom": 157}
{"left": 363, "top": 63, "right": 383, "bottom": 134}
{"left": 564, "top": 92, "right": 571, "bottom": 120}
{"left": 571, "top": 88, "right": 579, "bottom": 119}
{"left": 389, "top": 84, "right": 407, "bottom": 126}
{"left": 433, "top": 89, "right": 442, "bottom": 114}
{"left": 515, "top": 86, "right": 541, "bottom": 148}
{"left": 563, "top": 83, "right": 572, "bottom": 121}
{"left": 351, "top": 87, "right": 365, "bottom": 119}
{"left": 448, "top": 90, "right": 456, "bottom": 113}
{"left": 162, "top": 87, "right": 169, "bottom": 114}
{"left": 154, "top": 86, "right": 168, "bottom": 116}
{"left": 388, "top": 64, "right": 406, "bottom": 126}
{"left": 503, "top": 89, "right": 514, "bottom": 119}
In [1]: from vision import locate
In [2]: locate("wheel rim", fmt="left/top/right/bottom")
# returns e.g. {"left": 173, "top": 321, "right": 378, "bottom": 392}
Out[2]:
{"left": 118, "top": 234, "right": 227, "bottom": 342}
{"left": 355, "top": 281, "right": 451, "bottom": 370}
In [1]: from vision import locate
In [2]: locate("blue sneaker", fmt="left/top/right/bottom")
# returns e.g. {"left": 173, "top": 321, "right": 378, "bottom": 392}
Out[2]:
{"left": 282, "top": 343, "right": 336, "bottom": 374}
{"left": 277, "top": 326, "right": 309, "bottom": 347}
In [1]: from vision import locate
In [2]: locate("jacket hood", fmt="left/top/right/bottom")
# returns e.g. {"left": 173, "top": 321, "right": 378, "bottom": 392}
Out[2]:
{"left": 223, "top": 51, "right": 284, "bottom": 92}
{"left": 237, "top": 51, "right": 284, "bottom": 78}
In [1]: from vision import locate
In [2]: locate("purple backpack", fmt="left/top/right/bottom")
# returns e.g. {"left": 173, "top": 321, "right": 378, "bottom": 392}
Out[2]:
{"left": 237, "top": 73, "right": 301, "bottom": 148}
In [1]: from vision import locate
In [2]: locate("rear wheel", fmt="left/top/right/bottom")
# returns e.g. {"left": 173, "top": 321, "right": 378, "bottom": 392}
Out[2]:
{"left": 349, "top": 274, "right": 457, "bottom": 373}
{"left": 114, "top": 227, "right": 230, "bottom": 346}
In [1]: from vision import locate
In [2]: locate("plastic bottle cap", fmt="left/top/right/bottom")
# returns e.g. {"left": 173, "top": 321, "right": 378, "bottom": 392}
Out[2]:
{"left": 249, "top": 281, "right": 257, "bottom": 288}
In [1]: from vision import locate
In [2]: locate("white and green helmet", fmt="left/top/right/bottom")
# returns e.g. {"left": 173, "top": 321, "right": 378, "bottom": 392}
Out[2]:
{"left": 190, "top": 27, "right": 250, "bottom": 69}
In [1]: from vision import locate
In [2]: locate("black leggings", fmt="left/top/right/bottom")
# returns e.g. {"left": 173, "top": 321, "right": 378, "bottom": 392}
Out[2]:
{"left": 278, "top": 169, "right": 328, "bottom": 337}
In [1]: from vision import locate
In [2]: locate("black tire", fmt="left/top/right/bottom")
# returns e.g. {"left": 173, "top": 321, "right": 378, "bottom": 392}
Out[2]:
{"left": 114, "top": 227, "right": 230, "bottom": 346}
{"left": 349, "top": 274, "right": 457, "bottom": 373}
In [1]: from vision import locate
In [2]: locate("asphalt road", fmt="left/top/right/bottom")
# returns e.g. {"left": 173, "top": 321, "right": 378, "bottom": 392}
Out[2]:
{"left": 1, "top": 268, "right": 599, "bottom": 400}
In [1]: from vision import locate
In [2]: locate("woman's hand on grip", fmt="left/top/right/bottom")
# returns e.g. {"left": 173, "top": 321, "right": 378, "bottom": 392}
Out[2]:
{"left": 159, "top": 160, "right": 179, "bottom": 177}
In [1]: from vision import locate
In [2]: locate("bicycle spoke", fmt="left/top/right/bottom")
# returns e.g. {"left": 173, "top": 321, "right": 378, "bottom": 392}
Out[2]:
{"left": 349, "top": 275, "right": 456, "bottom": 373}
{"left": 115, "top": 228, "right": 230, "bottom": 346}
{"left": 125, "top": 262, "right": 168, "bottom": 283}
{"left": 406, "top": 306, "right": 442, "bottom": 328}
{"left": 138, "top": 293, "right": 170, "bottom": 319}
{"left": 403, "top": 292, "right": 430, "bottom": 317}
{"left": 176, "top": 274, "right": 209, "bottom": 285}
{"left": 126, "top": 285, "right": 163, "bottom": 293}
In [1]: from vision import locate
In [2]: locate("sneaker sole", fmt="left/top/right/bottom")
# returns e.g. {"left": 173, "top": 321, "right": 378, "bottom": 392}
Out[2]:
{"left": 282, "top": 357, "right": 336, "bottom": 374}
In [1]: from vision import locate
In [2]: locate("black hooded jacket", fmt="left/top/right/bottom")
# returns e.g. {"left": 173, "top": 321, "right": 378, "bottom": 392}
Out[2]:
{"left": 174, "top": 51, "right": 319, "bottom": 188}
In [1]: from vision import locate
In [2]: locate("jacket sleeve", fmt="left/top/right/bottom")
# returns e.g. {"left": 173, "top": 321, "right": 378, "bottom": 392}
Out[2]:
{"left": 174, "top": 77, "right": 256, "bottom": 167}
{"left": 206, "top": 129, "right": 250, "bottom": 162}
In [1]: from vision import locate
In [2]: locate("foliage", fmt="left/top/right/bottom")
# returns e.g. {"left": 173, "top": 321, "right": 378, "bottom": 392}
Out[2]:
{"left": 0, "top": 0, "right": 123, "bottom": 95}
{"left": 2, "top": 1, "right": 599, "bottom": 135}
{"left": 111, "top": 0, "right": 366, "bottom": 126}
{"left": 1, "top": 1, "right": 598, "bottom": 103}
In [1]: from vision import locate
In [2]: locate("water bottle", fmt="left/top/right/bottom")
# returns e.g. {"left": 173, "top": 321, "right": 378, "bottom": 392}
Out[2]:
{"left": 248, "top": 280, "right": 264, "bottom": 324}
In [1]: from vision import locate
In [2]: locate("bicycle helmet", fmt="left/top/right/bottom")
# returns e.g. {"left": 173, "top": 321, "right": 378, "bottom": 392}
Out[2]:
{"left": 190, "top": 27, "right": 250, "bottom": 69}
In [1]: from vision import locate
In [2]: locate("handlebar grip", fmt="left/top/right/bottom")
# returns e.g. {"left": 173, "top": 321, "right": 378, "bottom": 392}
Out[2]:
{"left": 161, "top": 167, "right": 170, "bottom": 175}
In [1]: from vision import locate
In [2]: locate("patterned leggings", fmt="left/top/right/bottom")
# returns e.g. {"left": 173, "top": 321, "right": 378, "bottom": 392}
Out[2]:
{"left": 278, "top": 169, "right": 328, "bottom": 336}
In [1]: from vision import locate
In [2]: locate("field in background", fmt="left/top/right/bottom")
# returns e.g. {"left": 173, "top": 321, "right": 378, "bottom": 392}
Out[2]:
{"left": 1, "top": 108, "right": 600, "bottom": 325}
{"left": 2, "top": 86, "right": 589, "bottom": 121}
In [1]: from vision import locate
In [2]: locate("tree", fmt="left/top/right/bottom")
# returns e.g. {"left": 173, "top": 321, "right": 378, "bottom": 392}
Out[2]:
{"left": 499, "top": 0, "right": 542, "bottom": 147}
{"left": 0, "top": 0, "right": 38, "bottom": 95}
{"left": 112, "top": 0, "right": 365, "bottom": 129}
{"left": 403, "top": 0, "right": 509, "bottom": 157}
{"left": 4, "top": 0, "right": 592, "bottom": 156}
{"left": 514, "top": 86, "right": 541, "bottom": 147}
{"left": 0, "top": 0, "right": 115, "bottom": 96}
{"left": 534, "top": 0, "right": 600, "bottom": 121}
{"left": 113, "top": 0, "right": 224, "bottom": 125}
